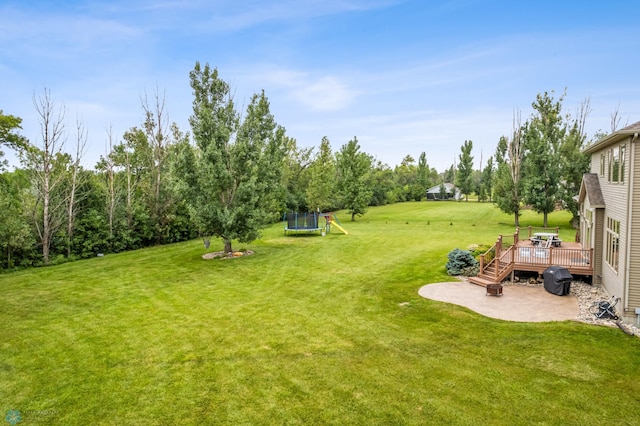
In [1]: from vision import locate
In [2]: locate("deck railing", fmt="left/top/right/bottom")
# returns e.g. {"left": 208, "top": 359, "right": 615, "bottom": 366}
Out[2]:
{"left": 514, "top": 246, "right": 593, "bottom": 269}
{"left": 477, "top": 228, "right": 593, "bottom": 280}
{"left": 478, "top": 243, "right": 496, "bottom": 273}
{"left": 524, "top": 226, "right": 559, "bottom": 238}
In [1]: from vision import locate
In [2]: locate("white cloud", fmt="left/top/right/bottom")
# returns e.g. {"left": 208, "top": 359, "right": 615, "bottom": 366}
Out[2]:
{"left": 289, "top": 76, "right": 357, "bottom": 111}
{"left": 235, "top": 66, "right": 358, "bottom": 111}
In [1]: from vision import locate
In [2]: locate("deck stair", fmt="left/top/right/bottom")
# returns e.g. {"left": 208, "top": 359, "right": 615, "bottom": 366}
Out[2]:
{"left": 468, "top": 248, "right": 514, "bottom": 287}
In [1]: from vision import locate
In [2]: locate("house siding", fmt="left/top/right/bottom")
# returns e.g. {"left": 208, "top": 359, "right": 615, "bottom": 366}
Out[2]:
{"left": 593, "top": 208, "right": 604, "bottom": 285}
{"left": 627, "top": 138, "right": 640, "bottom": 314}
{"left": 595, "top": 140, "right": 628, "bottom": 301}
{"left": 581, "top": 195, "right": 603, "bottom": 284}
{"left": 583, "top": 122, "right": 640, "bottom": 323}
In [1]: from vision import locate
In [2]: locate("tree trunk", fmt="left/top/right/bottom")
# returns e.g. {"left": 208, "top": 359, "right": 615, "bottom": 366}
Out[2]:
{"left": 543, "top": 212, "right": 548, "bottom": 228}
{"left": 66, "top": 169, "right": 77, "bottom": 258}
{"left": 351, "top": 212, "right": 356, "bottom": 221}
{"left": 514, "top": 213, "right": 520, "bottom": 227}
{"left": 43, "top": 171, "right": 50, "bottom": 265}
{"left": 224, "top": 239, "right": 233, "bottom": 253}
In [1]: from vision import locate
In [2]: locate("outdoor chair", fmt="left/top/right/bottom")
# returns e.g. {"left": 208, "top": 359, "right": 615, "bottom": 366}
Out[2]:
{"left": 533, "top": 239, "right": 553, "bottom": 258}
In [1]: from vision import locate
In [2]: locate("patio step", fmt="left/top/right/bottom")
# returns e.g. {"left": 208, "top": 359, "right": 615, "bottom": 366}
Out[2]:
{"left": 468, "top": 276, "right": 498, "bottom": 287}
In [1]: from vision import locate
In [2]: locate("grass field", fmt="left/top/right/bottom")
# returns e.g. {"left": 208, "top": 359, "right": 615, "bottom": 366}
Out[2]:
{"left": 2, "top": 202, "right": 639, "bottom": 425}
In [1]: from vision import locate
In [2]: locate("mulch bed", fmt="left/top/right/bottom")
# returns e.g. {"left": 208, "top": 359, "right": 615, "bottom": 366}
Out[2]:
{"left": 202, "top": 250, "right": 255, "bottom": 260}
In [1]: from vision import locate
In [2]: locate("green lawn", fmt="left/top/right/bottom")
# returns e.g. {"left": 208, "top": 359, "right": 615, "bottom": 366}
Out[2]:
{"left": 2, "top": 202, "right": 639, "bottom": 425}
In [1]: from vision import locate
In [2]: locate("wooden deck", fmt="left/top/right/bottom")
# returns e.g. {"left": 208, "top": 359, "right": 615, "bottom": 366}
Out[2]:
{"left": 509, "top": 240, "right": 592, "bottom": 275}
{"left": 469, "top": 228, "right": 593, "bottom": 286}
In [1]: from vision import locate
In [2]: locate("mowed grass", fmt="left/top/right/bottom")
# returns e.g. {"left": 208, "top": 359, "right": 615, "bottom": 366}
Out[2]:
{"left": 1, "top": 202, "right": 639, "bottom": 425}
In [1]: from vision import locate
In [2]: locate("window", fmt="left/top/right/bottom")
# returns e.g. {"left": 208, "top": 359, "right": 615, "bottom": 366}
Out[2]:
{"left": 600, "top": 153, "right": 605, "bottom": 176}
{"left": 584, "top": 209, "right": 593, "bottom": 248}
{"left": 607, "top": 144, "right": 626, "bottom": 184}
{"left": 605, "top": 217, "right": 620, "bottom": 273}
{"left": 620, "top": 144, "right": 626, "bottom": 183}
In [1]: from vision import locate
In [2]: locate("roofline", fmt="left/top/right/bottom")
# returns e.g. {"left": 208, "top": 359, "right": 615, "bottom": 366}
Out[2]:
{"left": 584, "top": 127, "right": 640, "bottom": 154}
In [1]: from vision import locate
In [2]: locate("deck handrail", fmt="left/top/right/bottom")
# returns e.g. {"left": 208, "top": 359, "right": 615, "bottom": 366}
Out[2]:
{"left": 525, "top": 226, "right": 560, "bottom": 238}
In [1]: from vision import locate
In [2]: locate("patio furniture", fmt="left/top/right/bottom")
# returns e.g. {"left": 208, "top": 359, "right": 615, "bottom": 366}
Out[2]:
{"left": 532, "top": 232, "right": 561, "bottom": 247}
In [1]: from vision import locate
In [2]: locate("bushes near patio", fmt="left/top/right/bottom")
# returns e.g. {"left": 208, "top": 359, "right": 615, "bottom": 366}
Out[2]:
{"left": 446, "top": 247, "right": 479, "bottom": 276}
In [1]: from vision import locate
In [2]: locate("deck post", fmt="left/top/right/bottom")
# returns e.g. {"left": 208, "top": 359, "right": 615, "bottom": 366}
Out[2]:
{"left": 495, "top": 236, "right": 503, "bottom": 282}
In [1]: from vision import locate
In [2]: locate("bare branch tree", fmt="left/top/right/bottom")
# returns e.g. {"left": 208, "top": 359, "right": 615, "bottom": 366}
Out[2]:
{"left": 66, "top": 117, "right": 88, "bottom": 256}
{"left": 576, "top": 97, "right": 592, "bottom": 139}
{"left": 611, "top": 102, "right": 621, "bottom": 133}
{"left": 104, "top": 126, "right": 117, "bottom": 242}
{"left": 610, "top": 102, "right": 630, "bottom": 133}
{"left": 141, "top": 86, "right": 175, "bottom": 242}
{"left": 509, "top": 109, "right": 523, "bottom": 191}
{"left": 30, "top": 88, "right": 68, "bottom": 264}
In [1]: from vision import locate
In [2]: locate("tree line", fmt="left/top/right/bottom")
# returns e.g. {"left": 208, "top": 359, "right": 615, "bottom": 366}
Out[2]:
{"left": 0, "top": 63, "right": 598, "bottom": 271}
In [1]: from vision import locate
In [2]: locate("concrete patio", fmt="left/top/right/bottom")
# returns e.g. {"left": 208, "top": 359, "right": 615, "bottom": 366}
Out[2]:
{"left": 418, "top": 281, "right": 579, "bottom": 322}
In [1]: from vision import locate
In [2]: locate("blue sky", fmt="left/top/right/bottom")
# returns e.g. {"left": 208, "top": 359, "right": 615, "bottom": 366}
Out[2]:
{"left": 1, "top": 0, "right": 639, "bottom": 171}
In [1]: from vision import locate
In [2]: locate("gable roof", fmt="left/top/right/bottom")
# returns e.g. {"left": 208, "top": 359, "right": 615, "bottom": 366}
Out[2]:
{"left": 578, "top": 173, "right": 605, "bottom": 208}
{"left": 584, "top": 120, "right": 640, "bottom": 154}
{"left": 426, "top": 182, "right": 457, "bottom": 194}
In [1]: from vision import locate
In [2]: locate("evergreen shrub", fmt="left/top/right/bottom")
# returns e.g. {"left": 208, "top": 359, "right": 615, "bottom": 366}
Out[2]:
{"left": 446, "top": 248, "right": 479, "bottom": 276}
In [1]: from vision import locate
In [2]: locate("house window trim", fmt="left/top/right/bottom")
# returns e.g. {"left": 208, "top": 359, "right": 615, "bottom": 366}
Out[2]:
{"left": 583, "top": 208, "right": 593, "bottom": 249}
{"left": 607, "top": 144, "right": 626, "bottom": 184}
{"left": 605, "top": 216, "right": 620, "bottom": 274}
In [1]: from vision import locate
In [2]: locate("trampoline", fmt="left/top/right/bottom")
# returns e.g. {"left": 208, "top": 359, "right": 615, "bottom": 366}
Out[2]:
{"left": 283, "top": 212, "right": 323, "bottom": 235}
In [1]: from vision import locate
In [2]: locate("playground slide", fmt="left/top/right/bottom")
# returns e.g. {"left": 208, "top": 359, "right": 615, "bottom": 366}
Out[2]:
{"left": 329, "top": 220, "right": 349, "bottom": 235}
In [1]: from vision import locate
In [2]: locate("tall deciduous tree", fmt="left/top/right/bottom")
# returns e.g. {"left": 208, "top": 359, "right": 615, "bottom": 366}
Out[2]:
{"left": 522, "top": 91, "right": 565, "bottom": 227}
{"left": 282, "top": 138, "right": 313, "bottom": 211}
{"left": 96, "top": 127, "right": 119, "bottom": 245}
{"left": 559, "top": 98, "right": 591, "bottom": 225}
{"left": 0, "top": 110, "right": 27, "bottom": 170}
{"left": 180, "top": 62, "right": 287, "bottom": 253}
{"left": 23, "top": 89, "right": 69, "bottom": 264}
{"left": 442, "top": 164, "right": 455, "bottom": 185}
{"left": 480, "top": 156, "right": 494, "bottom": 202}
{"left": 306, "top": 136, "right": 336, "bottom": 212}
{"left": 393, "top": 155, "right": 416, "bottom": 202}
{"left": 141, "top": 88, "right": 183, "bottom": 243}
{"left": 414, "top": 152, "right": 430, "bottom": 201}
{"left": 65, "top": 118, "right": 87, "bottom": 257}
{"left": 335, "top": 137, "right": 373, "bottom": 221}
{"left": 369, "top": 160, "right": 395, "bottom": 205}
{"left": 455, "top": 140, "right": 474, "bottom": 201}
{"left": 0, "top": 171, "right": 33, "bottom": 268}
{"left": 493, "top": 112, "right": 524, "bottom": 226}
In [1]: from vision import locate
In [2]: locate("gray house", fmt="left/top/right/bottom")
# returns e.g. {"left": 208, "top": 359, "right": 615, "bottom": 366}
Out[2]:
{"left": 578, "top": 121, "right": 640, "bottom": 324}
{"left": 425, "top": 183, "right": 461, "bottom": 200}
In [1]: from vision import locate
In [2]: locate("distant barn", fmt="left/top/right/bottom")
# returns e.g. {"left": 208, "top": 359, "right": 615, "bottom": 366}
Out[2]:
{"left": 425, "top": 183, "right": 461, "bottom": 200}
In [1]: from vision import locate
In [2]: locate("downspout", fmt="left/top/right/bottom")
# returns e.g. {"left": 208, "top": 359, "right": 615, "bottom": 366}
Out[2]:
{"left": 624, "top": 132, "right": 639, "bottom": 315}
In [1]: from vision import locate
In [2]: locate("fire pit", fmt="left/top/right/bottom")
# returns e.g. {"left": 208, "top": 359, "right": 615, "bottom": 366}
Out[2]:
{"left": 486, "top": 283, "right": 503, "bottom": 296}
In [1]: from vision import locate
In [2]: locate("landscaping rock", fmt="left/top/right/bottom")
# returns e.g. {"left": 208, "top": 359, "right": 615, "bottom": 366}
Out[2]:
{"left": 503, "top": 279, "right": 640, "bottom": 337}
